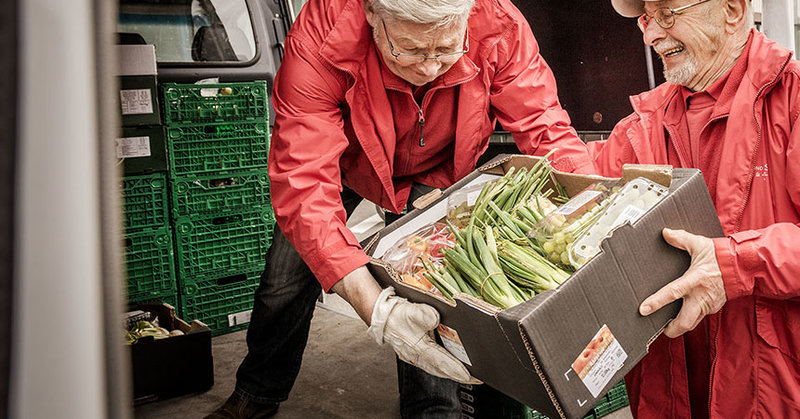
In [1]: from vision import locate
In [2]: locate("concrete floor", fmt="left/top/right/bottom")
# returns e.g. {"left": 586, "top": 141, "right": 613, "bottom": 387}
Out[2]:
{"left": 133, "top": 202, "right": 633, "bottom": 419}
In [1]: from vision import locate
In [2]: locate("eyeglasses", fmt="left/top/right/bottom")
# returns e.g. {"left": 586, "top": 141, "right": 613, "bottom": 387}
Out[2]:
{"left": 637, "top": 0, "right": 712, "bottom": 32}
{"left": 382, "top": 19, "right": 469, "bottom": 65}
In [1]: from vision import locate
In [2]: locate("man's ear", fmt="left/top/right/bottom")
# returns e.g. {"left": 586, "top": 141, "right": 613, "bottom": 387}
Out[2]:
{"left": 723, "top": 0, "right": 747, "bottom": 33}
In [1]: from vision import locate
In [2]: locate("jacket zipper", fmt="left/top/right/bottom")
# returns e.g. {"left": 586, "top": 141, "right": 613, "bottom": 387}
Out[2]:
{"left": 664, "top": 126, "right": 688, "bottom": 166}
{"left": 418, "top": 109, "right": 425, "bottom": 147}
{"left": 734, "top": 57, "right": 789, "bottom": 233}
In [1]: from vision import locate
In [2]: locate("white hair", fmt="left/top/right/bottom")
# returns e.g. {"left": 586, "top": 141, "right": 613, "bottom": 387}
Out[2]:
{"left": 367, "top": 0, "right": 474, "bottom": 27}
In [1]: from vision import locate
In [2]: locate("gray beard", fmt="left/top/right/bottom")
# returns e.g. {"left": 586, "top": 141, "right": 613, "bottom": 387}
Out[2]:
{"left": 662, "top": 53, "right": 698, "bottom": 87}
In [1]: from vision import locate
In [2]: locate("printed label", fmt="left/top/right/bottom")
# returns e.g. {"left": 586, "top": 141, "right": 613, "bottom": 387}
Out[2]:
{"left": 437, "top": 324, "right": 472, "bottom": 366}
{"left": 555, "top": 190, "right": 602, "bottom": 216}
{"left": 120, "top": 88, "right": 154, "bottom": 115}
{"left": 115, "top": 136, "right": 151, "bottom": 158}
{"left": 611, "top": 205, "right": 646, "bottom": 229}
{"left": 227, "top": 309, "right": 253, "bottom": 327}
{"left": 467, "top": 190, "right": 481, "bottom": 207}
{"left": 571, "top": 324, "right": 627, "bottom": 397}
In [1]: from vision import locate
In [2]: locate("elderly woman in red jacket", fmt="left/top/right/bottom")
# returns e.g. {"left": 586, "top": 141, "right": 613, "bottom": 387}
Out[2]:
{"left": 591, "top": 0, "right": 800, "bottom": 417}
{"left": 206, "top": 0, "right": 594, "bottom": 417}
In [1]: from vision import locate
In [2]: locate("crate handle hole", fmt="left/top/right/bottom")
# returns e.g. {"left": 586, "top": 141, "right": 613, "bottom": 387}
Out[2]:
{"left": 209, "top": 177, "right": 236, "bottom": 188}
{"left": 212, "top": 215, "right": 243, "bottom": 225}
{"left": 217, "top": 273, "right": 248, "bottom": 286}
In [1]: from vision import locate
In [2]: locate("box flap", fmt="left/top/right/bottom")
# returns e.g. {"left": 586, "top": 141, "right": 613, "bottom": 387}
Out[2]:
{"left": 622, "top": 164, "right": 673, "bottom": 187}
{"left": 515, "top": 169, "right": 722, "bottom": 418}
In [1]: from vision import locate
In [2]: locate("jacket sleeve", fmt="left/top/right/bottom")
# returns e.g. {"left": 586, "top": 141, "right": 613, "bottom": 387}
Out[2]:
{"left": 714, "top": 223, "right": 800, "bottom": 300}
{"left": 268, "top": 34, "right": 369, "bottom": 291}
{"left": 487, "top": 9, "right": 594, "bottom": 174}
{"left": 714, "top": 96, "right": 800, "bottom": 301}
{"left": 585, "top": 113, "right": 641, "bottom": 177}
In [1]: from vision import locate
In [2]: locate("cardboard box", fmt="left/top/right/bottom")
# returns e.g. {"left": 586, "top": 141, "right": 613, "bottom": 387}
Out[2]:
{"left": 117, "top": 45, "right": 161, "bottom": 126}
{"left": 128, "top": 303, "right": 214, "bottom": 404}
{"left": 117, "top": 125, "right": 168, "bottom": 175}
{"left": 365, "top": 155, "right": 723, "bottom": 419}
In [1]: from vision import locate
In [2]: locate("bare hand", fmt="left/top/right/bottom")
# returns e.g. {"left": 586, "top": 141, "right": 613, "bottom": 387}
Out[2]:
{"left": 639, "top": 228, "right": 727, "bottom": 338}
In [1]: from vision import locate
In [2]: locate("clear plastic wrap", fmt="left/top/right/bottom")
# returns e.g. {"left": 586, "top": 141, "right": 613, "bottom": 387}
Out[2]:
{"left": 380, "top": 222, "right": 456, "bottom": 295}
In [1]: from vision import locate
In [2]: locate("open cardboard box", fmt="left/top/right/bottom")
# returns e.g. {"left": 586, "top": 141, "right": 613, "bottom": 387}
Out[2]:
{"left": 365, "top": 155, "right": 723, "bottom": 418}
{"left": 128, "top": 302, "right": 214, "bottom": 404}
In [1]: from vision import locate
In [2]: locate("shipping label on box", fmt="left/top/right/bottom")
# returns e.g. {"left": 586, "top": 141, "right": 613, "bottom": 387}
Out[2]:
{"left": 120, "top": 88, "right": 154, "bottom": 115}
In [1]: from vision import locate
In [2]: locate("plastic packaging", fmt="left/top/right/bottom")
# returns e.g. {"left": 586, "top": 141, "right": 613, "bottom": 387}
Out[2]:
{"left": 380, "top": 222, "right": 456, "bottom": 295}
{"left": 567, "top": 177, "right": 668, "bottom": 268}
{"left": 529, "top": 180, "right": 625, "bottom": 266}
{"left": 446, "top": 184, "right": 485, "bottom": 230}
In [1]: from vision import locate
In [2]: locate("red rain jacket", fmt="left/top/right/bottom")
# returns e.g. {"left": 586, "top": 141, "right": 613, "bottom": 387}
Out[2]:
{"left": 589, "top": 30, "right": 800, "bottom": 418}
{"left": 268, "top": 0, "right": 593, "bottom": 290}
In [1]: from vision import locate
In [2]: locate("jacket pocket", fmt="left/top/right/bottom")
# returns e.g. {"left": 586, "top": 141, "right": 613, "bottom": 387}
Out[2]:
{"left": 755, "top": 298, "right": 800, "bottom": 363}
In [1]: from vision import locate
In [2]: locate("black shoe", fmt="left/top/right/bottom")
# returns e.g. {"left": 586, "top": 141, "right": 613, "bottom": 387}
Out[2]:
{"left": 204, "top": 392, "right": 280, "bottom": 419}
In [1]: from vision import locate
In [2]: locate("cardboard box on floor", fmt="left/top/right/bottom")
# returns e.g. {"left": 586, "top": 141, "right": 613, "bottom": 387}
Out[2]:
{"left": 365, "top": 155, "right": 723, "bottom": 419}
{"left": 128, "top": 303, "right": 214, "bottom": 404}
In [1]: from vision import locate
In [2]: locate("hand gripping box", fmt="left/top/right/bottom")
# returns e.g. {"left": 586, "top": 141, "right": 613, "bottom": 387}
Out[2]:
{"left": 364, "top": 155, "right": 723, "bottom": 419}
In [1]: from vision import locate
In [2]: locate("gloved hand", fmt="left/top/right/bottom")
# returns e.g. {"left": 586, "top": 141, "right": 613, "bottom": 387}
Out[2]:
{"left": 367, "top": 287, "right": 481, "bottom": 384}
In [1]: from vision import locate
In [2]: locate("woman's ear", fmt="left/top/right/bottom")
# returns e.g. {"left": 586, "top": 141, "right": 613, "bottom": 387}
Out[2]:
{"left": 363, "top": 0, "right": 378, "bottom": 26}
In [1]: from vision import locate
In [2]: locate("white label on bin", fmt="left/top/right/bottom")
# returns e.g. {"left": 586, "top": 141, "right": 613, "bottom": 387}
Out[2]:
{"left": 228, "top": 309, "right": 253, "bottom": 327}
{"left": 437, "top": 324, "right": 472, "bottom": 366}
{"left": 115, "top": 136, "right": 151, "bottom": 158}
{"left": 555, "top": 190, "right": 602, "bottom": 215}
{"left": 571, "top": 324, "right": 627, "bottom": 397}
{"left": 120, "top": 88, "right": 153, "bottom": 115}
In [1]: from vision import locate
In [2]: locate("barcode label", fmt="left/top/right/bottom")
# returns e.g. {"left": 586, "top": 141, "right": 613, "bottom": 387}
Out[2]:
{"left": 120, "top": 88, "right": 153, "bottom": 115}
{"left": 228, "top": 309, "right": 253, "bottom": 327}
{"left": 115, "top": 136, "right": 151, "bottom": 158}
{"left": 572, "top": 324, "right": 627, "bottom": 398}
{"left": 612, "top": 205, "right": 646, "bottom": 228}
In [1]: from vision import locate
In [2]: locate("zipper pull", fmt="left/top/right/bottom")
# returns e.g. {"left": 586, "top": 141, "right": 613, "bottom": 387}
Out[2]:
{"left": 418, "top": 110, "right": 425, "bottom": 147}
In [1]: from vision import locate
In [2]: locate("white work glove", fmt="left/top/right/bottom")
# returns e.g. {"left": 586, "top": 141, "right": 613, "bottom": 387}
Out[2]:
{"left": 367, "top": 287, "right": 481, "bottom": 384}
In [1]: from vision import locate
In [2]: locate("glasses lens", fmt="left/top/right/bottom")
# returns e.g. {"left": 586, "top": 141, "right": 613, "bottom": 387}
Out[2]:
{"left": 656, "top": 9, "right": 675, "bottom": 29}
{"left": 637, "top": 14, "right": 648, "bottom": 32}
{"left": 437, "top": 53, "right": 463, "bottom": 65}
{"left": 396, "top": 54, "right": 424, "bottom": 65}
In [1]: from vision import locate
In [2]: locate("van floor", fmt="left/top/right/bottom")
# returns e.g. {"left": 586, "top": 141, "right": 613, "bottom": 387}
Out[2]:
{"left": 133, "top": 202, "right": 632, "bottom": 419}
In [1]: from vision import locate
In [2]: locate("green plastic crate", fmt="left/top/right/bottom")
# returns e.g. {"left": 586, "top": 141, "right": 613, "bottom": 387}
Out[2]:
{"left": 162, "top": 81, "right": 268, "bottom": 125}
{"left": 124, "top": 225, "right": 177, "bottom": 302}
{"left": 170, "top": 169, "right": 271, "bottom": 218}
{"left": 179, "top": 267, "right": 261, "bottom": 336}
{"left": 166, "top": 121, "right": 270, "bottom": 177}
{"left": 174, "top": 207, "right": 275, "bottom": 279}
{"left": 122, "top": 173, "right": 169, "bottom": 231}
{"left": 460, "top": 380, "right": 628, "bottom": 419}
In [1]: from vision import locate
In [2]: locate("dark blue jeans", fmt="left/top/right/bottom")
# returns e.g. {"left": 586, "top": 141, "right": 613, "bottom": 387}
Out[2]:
{"left": 234, "top": 185, "right": 460, "bottom": 418}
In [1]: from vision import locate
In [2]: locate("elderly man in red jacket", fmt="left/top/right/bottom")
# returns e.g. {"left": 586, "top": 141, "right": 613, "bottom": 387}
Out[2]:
{"left": 206, "top": 0, "right": 594, "bottom": 417}
{"left": 590, "top": 0, "right": 800, "bottom": 417}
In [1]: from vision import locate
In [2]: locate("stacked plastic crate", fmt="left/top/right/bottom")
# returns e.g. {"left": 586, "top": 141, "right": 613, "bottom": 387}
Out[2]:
{"left": 117, "top": 45, "right": 177, "bottom": 308}
{"left": 162, "top": 81, "right": 274, "bottom": 336}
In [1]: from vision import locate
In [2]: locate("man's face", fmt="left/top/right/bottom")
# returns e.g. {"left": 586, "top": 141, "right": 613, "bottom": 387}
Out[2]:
{"left": 641, "top": 0, "right": 725, "bottom": 87}
{"left": 370, "top": 18, "right": 467, "bottom": 86}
